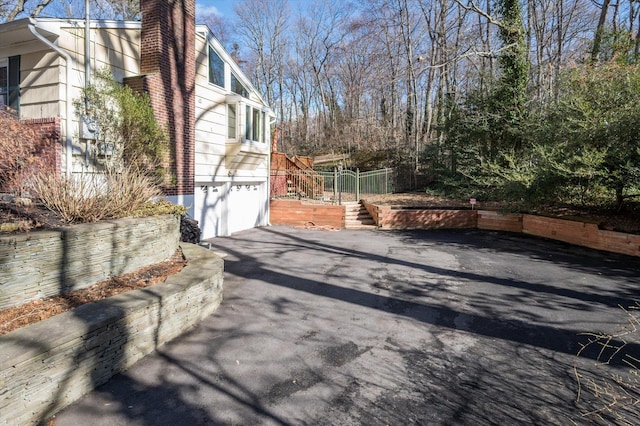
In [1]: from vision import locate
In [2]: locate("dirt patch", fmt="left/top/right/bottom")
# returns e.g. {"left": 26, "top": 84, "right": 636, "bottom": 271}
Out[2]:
{"left": 0, "top": 249, "right": 187, "bottom": 336}
{"left": 0, "top": 197, "right": 68, "bottom": 232}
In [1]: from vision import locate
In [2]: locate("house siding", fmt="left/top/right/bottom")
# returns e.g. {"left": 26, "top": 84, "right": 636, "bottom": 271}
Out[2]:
{"left": 18, "top": 50, "right": 63, "bottom": 121}
{"left": 0, "top": 12, "right": 272, "bottom": 239}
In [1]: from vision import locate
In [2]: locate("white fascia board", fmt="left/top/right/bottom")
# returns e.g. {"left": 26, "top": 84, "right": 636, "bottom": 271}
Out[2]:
{"left": 35, "top": 17, "right": 141, "bottom": 31}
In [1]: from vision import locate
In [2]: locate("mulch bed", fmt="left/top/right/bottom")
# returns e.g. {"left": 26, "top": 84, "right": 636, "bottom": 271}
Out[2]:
{"left": 0, "top": 249, "right": 187, "bottom": 336}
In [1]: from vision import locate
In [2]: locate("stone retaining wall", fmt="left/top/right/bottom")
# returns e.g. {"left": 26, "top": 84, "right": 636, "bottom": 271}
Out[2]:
{"left": 0, "top": 243, "right": 223, "bottom": 426}
{"left": 0, "top": 215, "right": 180, "bottom": 310}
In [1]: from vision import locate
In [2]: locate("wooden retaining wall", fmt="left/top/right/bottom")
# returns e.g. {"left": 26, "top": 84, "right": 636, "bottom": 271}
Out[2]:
{"left": 270, "top": 199, "right": 345, "bottom": 229}
{"left": 371, "top": 205, "right": 477, "bottom": 230}
{"left": 477, "top": 210, "right": 523, "bottom": 233}
{"left": 361, "top": 201, "right": 640, "bottom": 257}
{"left": 522, "top": 214, "right": 640, "bottom": 257}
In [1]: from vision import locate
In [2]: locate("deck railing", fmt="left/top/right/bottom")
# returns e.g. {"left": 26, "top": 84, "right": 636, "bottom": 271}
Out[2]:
{"left": 317, "top": 168, "right": 395, "bottom": 203}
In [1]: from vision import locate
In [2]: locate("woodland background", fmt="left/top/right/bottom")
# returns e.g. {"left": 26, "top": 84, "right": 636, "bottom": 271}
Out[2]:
{"left": 3, "top": 0, "right": 640, "bottom": 209}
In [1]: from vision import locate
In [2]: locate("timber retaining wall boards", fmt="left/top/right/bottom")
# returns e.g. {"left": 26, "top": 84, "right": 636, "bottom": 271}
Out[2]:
{"left": 0, "top": 244, "right": 224, "bottom": 426}
{"left": 373, "top": 206, "right": 477, "bottom": 229}
{"left": 361, "top": 200, "right": 640, "bottom": 257}
{"left": 270, "top": 199, "right": 345, "bottom": 229}
{"left": 0, "top": 215, "right": 180, "bottom": 310}
{"left": 522, "top": 214, "right": 640, "bottom": 257}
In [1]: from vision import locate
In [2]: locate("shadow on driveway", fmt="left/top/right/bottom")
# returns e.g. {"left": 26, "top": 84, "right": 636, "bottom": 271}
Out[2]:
{"left": 52, "top": 226, "right": 640, "bottom": 425}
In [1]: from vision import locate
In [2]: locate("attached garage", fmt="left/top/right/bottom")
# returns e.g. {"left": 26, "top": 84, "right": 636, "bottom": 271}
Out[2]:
{"left": 195, "top": 180, "right": 269, "bottom": 239}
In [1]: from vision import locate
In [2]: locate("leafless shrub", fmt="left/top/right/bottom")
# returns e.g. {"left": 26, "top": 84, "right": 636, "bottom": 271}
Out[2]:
{"left": 575, "top": 304, "right": 640, "bottom": 425}
{"left": 30, "top": 167, "right": 162, "bottom": 223}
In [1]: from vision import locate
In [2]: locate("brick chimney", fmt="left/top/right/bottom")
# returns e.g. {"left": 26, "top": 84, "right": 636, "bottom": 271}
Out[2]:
{"left": 126, "top": 0, "right": 195, "bottom": 197}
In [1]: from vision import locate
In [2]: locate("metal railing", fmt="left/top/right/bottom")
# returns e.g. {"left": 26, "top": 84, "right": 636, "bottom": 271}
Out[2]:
{"left": 317, "top": 168, "right": 395, "bottom": 203}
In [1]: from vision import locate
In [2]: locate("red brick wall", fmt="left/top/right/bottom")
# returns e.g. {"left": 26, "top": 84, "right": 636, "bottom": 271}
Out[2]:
{"left": 20, "top": 117, "right": 62, "bottom": 176}
{"left": 129, "top": 0, "right": 195, "bottom": 196}
{"left": 270, "top": 174, "right": 288, "bottom": 197}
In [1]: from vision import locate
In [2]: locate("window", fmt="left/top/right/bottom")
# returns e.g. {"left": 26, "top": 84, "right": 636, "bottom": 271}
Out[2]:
{"left": 241, "top": 104, "right": 266, "bottom": 143}
{"left": 231, "top": 72, "right": 249, "bottom": 98}
{"left": 245, "top": 104, "right": 251, "bottom": 141}
{"left": 208, "top": 46, "right": 224, "bottom": 88}
{"left": 0, "top": 59, "right": 7, "bottom": 108}
{"left": 227, "top": 103, "right": 236, "bottom": 139}
{"left": 252, "top": 108, "right": 261, "bottom": 142}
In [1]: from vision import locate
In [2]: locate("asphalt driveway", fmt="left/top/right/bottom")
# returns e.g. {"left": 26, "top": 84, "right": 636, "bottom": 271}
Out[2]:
{"left": 53, "top": 226, "right": 640, "bottom": 425}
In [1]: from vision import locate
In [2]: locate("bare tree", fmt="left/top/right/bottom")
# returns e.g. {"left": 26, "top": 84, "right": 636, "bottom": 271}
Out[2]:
{"left": 233, "top": 0, "right": 290, "bottom": 151}
{"left": 591, "top": 0, "right": 612, "bottom": 62}
{"left": 6, "top": 0, "right": 54, "bottom": 20}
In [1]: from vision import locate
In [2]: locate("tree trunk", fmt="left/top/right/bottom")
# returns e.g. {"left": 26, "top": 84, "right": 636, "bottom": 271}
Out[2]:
{"left": 591, "top": 0, "right": 611, "bottom": 63}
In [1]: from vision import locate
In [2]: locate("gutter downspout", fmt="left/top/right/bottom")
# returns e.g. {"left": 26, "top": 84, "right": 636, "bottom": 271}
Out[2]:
{"left": 28, "top": 17, "right": 74, "bottom": 177}
{"left": 84, "top": 0, "right": 91, "bottom": 167}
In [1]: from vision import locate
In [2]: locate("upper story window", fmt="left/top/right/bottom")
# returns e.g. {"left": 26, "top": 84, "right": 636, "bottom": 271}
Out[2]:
{"left": 230, "top": 72, "right": 249, "bottom": 98}
{"left": 0, "top": 58, "right": 8, "bottom": 108}
{"left": 208, "top": 46, "right": 224, "bottom": 88}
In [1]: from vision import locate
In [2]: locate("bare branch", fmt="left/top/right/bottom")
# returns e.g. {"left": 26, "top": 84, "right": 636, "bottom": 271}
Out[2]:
{"left": 30, "top": 0, "right": 54, "bottom": 18}
{"left": 452, "top": 0, "right": 504, "bottom": 29}
{"left": 6, "top": 0, "right": 26, "bottom": 21}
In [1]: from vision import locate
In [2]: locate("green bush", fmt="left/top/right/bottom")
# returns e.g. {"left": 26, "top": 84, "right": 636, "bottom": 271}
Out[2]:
{"left": 75, "top": 69, "right": 171, "bottom": 184}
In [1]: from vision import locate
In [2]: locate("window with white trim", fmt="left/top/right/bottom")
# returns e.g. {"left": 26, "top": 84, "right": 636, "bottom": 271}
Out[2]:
{"left": 227, "top": 100, "right": 267, "bottom": 144}
{"left": 227, "top": 103, "right": 236, "bottom": 139}
{"left": 208, "top": 46, "right": 224, "bottom": 88}
{"left": 0, "top": 58, "right": 7, "bottom": 108}
{"left": 231, "top": 72, "right": 249, "bottom": 98}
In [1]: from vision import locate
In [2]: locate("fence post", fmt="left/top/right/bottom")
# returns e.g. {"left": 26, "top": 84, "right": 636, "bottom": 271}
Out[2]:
{"left": 356, "top": 168, "right": 360, "bottom": 201}
{"left": 333, "top": 167, "right": 338, "bottom": 204}
{"left": 385, "top": 168, "right": 388, "bottom": 193}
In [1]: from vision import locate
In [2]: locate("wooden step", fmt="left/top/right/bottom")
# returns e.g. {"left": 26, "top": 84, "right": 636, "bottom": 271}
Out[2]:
{"left": 344, "top": 201, "right": 377, "bottom": 229}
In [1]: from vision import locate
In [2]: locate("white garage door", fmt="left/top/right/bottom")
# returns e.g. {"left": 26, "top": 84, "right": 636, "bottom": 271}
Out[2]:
{"left": 195, "top": 181, "right": 267, "bottom": 239}
{"left": 195, "top": 182, "right": 224, "bottom": 239}
{"left": 227, "top": 182, "right": 267, "bottom": 235}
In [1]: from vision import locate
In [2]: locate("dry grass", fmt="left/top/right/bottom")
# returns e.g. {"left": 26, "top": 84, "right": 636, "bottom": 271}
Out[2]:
{"left": 30, "top": 167, "right": 162, "bottom": 223}
{"left": 575, "top": 304, "right": 640, "bottom": 425}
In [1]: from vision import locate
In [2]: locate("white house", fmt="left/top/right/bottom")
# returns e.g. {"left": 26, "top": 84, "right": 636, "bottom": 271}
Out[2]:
{"left": 0, "top": 0, "right": 273, "bottom": 239}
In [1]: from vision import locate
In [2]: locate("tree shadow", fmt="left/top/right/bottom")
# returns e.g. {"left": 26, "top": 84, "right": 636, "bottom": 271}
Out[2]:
{"left": 211, "top": 226, "right": 640, "bottom": 366}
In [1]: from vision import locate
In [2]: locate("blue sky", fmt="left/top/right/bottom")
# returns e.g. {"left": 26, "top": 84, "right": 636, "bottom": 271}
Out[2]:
{"left": 195, "top": 1, "right": 234, "bottom": 19}
{"left": 195, "top": 0, "right": 308, "bottom": 21}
